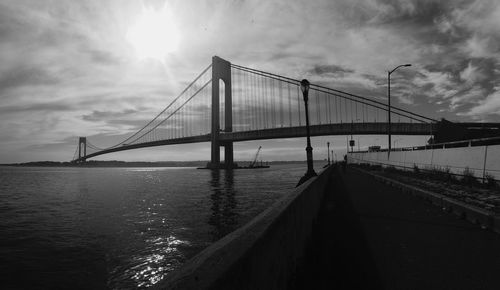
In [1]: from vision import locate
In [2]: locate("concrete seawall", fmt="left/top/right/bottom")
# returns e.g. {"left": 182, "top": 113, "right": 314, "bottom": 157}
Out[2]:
{"left": 348, "top": 144, "right": 500, "bottom": 180}
{"left": 154, "top": 166, "right": 334, "bottom": 289}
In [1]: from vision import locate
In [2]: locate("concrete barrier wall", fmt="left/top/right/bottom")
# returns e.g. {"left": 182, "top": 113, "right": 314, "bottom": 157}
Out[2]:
{"left": 154, "top": 166, "right": 334, "bottom": 290}
{"left": 348, "top": 144, "right": 500, "bottom": 180}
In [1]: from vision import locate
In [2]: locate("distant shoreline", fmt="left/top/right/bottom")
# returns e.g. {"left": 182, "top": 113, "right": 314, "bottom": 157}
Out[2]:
{"left": 0, "top": 160, "right": 314, "bottom": 168}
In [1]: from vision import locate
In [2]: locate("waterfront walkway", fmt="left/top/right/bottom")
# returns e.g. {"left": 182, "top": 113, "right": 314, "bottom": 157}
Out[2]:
{"left": 295, "top": 166, "right": 500, "bottom": 290}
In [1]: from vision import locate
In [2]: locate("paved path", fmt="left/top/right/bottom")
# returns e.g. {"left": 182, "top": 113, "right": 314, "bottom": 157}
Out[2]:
{"left": 295, "top": 166, "right": 500, "bottom": 290}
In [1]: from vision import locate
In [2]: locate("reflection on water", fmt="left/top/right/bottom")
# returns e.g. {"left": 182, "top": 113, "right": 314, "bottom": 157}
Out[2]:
{"left": 208, "top": 170, "right": 238, "bottom": 241}
{"left": 0, "top": 164, "right": 307, "bottom": 289}
{"left": 126, "top": 235, "right": 189, "bottom": 288}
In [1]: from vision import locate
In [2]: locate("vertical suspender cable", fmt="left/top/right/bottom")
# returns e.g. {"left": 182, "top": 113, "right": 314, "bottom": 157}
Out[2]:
{"left": 279, "top": 80, "right": 284, "bottom": 127}
{"left": 316, "top": 89, "right": 320, "bottom": 124}
{"left": 271, "top": 78, "right": 275, "bottom": 128}
{"left": 262, "top": 75, "right": 266, "bottom": 129}
{"left": 254, "top": 73, "right": 258, "bottom": 130}
{"left": 335, "top": 95, "right": 338, "bottom": 123}
{"left": 244, "top": 71, "right": 249, "bottom": 131}
{"left": 328, "top": 92, "right": 331, "bottom": 124}
{"left": 344, "top": 97, "right": 348, "bottom": 123}
{"left": 297, "top": 85, "right": 302, "bottom": 126}
{"left": 288, "top": 82, "right": 292, "bottom": 127}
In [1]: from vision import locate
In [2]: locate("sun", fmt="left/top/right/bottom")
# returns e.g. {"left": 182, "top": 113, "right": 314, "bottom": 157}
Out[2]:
{"left": 126, "top": 4, "right": 180, "bottom": 61}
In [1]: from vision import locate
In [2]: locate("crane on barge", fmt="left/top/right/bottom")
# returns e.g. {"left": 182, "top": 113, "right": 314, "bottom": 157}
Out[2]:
{"left": 248, "top": 146, "right": 269, "bottom": 168}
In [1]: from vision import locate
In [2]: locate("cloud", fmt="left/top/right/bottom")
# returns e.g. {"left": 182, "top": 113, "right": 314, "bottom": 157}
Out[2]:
{"left": 82, "top": 109, "right": 140, "bottom": 122}
{"left": 463, "top": 35, "right": 499, "bottom": 59}
{"left": 459, "top": 62, "right": 486, "bottom": 85}
{"left": 0, "top": 66, "right": 60, "bottom": 94}
{"left": 0, "top": 102, "right": 74, "bottom": 114}
{"left": 449, "top": 85, "right": 485, "bottom": 112}
{"left": 81, "top": 109, "right": 153, "bottom": 134}
{"left": 308, "top": 64, "right": 354, "bottom": 77}
{"left": 414, "top": 70, "right": 456, "bottom": 99}
{"left": 1, "top": 0, "right": 500, "bottom": 162}
{"left": 460, "top": 87, "right": 500, "bottom": 118}
{"left": 434, "top": 15, "right": 455, "bottom": 35}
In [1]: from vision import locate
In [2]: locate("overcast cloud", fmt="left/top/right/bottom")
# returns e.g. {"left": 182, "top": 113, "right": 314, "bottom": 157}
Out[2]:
{"left": 1, "top": 0, "right": 499, "bottom": 163}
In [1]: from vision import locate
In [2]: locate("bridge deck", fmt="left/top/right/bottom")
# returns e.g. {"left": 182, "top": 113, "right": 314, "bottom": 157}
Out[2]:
{"left": 80, "top": 134, "right": 211, "bottom": 160}
{"left": 220, "top": 122, "right": 435, "bottom": 142}
{"left": 77, "top": 123, "right": 435, "bottom": 161}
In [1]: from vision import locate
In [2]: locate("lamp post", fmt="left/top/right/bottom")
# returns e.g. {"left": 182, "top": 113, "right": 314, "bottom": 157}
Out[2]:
{"left": 350, "top": 120, "right": 354, "bottom": 153}
{"left": 297, "top": 79, "right": 317, "bottom": 186}
{"left": 327, "top": 142, "right": 330, "bottom": 165}
{"left": 388, "top": 64, "right": 411, "bottom": 153}
{"left": 350, "top": 118, "right": 360, "bottom": 153}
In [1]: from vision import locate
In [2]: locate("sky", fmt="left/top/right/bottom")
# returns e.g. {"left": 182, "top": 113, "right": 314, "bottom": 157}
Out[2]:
{"left": 1, "top": 0, "right": 500, "bottom": 163}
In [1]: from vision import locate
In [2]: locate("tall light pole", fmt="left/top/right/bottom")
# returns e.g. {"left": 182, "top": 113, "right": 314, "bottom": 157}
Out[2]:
{"left": 327, "top": 142, "right": 330, "bottom": 165}
{"left": 297, "top": 79, "right": 317, "bottom": 186}
{"left": 350, "top": 118, "right": 360, "bottom": 153}
{"left": 388, "top": 64, "right": 411, "bottom": 153}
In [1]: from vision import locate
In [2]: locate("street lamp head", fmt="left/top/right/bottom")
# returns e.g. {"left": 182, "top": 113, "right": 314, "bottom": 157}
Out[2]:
{"left": 300, "top": 79, "right": 310, "bottom": 94}
{"left": 389, "top": 63, "right": 412, "bottom": 75}
{"left": 300, "top": 79, "right": 310, "bottom": 102}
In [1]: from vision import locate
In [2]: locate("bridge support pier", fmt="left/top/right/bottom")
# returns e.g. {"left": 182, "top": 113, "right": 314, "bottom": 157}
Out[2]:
{"left": 208, "top": 56, "right": 234, "bottom": 169}
{"left": 223, "top": 142, "right": 234, "bottom": 167}
{"left": 78, "top": 137, "right": 87, "bottom": 162}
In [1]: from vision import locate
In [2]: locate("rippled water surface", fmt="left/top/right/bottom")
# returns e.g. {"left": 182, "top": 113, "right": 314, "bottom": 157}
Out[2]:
{"left": 0, "top": 164, "right": 307, "bottom": 289}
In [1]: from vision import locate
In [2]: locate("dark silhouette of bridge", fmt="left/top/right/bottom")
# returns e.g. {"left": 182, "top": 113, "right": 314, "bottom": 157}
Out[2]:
{"left": 72, "top": 56, "right": 499, "bottom": 168}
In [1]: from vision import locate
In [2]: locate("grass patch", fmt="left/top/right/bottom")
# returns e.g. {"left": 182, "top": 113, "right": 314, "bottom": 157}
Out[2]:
{"left": 484, "top": 173, "right": 498, "bottom": 189}
{"left": 461, "top": 167, "right": 480, "bottom": 187}
{"left": 413, "top": 164, "right": 420, "bottom": 175}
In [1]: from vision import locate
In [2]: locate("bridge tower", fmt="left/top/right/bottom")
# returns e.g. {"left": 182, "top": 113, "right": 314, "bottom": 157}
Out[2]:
{"left": 78, "top": 137, "right": 87, "bottom": 162}
{"left": 208, "top": 56, "right": 234, "bottom": 169}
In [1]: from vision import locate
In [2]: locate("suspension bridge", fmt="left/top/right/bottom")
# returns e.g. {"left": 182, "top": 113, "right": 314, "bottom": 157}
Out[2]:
{"left": 72, "top": 56, "right": 442, "bottom": 168}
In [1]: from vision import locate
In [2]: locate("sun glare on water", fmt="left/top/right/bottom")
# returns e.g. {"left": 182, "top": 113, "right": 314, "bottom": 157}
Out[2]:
{"left": 126, "top": 4, "right": 179, "bottom": 61}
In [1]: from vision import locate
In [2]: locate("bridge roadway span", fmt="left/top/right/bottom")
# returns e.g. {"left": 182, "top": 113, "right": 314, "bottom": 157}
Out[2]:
{"left": 81, "top": 122, "right": 435, "bottom": 160}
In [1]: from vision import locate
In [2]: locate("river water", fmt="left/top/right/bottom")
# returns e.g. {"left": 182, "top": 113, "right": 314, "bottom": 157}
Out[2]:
{"left": 0, "top": 164, "right": 308, "bottom": 289}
